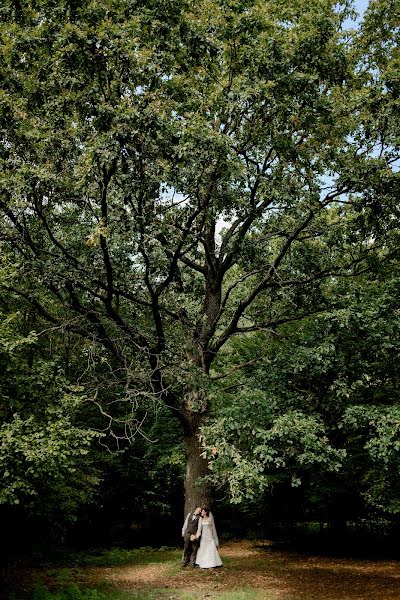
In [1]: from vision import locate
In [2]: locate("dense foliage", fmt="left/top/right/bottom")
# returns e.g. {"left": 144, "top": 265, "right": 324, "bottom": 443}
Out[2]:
{"left": 202, "top": 270, "right": 400, "bottom": 521}
{"left": 0, "top": 301, "right": 99, "bottom": 514}
{"left": 0, "top": 0, "right": 399, "bottom": 553}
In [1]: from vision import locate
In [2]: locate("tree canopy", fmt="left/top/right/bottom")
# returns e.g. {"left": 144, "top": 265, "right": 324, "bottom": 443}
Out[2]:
{"left": 1, "top": 0, "right": 399, "bottom": 522}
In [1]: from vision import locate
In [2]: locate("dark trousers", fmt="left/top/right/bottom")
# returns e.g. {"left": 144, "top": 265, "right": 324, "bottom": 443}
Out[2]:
{"left": 182, "top": 533, "right": 199, "bottom": 565}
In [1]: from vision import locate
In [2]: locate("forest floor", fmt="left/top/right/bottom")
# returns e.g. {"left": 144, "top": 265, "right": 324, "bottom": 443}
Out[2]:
{"left": 3, "top": 540, "right": 400, "bottom": 600}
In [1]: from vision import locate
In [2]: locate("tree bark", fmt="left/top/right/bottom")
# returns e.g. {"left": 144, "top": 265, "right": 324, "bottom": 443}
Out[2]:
{"left": 181, "top": 387, "right": 212, "bottom": 517}
{"left": 183, "top": 427, "right": 212, "bottom": 517}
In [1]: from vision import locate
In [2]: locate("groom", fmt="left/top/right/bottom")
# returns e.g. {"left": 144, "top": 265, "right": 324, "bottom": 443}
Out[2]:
{"left": 181, "top": 506, "right": 202, "bottom": 567}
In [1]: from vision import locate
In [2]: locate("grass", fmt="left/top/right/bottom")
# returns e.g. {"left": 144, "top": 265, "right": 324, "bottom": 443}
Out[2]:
{"left": 13, "top": 583, "right": 129, "bottom": 600}
{"left": 5, "top": 541, "right": 400, "bottom": 600}
{"left": 66, "top": 548, "right": 182, "bottom": 568}
{"left": 14, "top": 586, "right": 281, "bottom": 600}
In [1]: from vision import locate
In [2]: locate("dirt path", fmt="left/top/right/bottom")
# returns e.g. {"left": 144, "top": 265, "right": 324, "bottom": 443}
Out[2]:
{"left": 3, "top": 541, "right": 400, "bottom": 600}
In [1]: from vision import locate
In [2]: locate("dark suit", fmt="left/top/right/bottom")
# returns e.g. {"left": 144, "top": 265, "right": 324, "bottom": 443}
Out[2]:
{"left": 182, "top": 511, "right": 200, "bottom": 566}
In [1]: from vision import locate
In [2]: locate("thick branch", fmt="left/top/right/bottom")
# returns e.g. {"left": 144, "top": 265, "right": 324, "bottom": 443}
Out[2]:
{"left": 99, "top": 161, "right": 117, "bottom": 310}
{"left": 210, "top": 209, "right": 316, "bottom": 355}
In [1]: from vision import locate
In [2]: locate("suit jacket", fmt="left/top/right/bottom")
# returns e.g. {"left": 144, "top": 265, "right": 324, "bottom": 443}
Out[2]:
{"left": 182, "top": 512, "right": 200, "bottom": 536}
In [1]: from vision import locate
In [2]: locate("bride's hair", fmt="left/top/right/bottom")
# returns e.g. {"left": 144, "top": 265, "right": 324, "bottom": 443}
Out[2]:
{"left": 202, "top": 507, "right": 210, "bottom": 516}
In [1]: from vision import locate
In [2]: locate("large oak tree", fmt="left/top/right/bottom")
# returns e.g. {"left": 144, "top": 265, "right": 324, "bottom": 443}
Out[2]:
{"left": 1, "top": 0, "right": 398, "bottom": 514}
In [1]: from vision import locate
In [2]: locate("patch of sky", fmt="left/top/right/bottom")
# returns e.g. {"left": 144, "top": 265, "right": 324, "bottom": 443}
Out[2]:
{"left": 341, "top": 0, "right": 370, "bottom": 29}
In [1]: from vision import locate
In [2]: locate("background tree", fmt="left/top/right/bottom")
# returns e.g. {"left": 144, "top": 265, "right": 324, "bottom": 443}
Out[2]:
{"left": 0, "top": 281, "right": 100, "bottom": 551}
{"left": 201, "top": 264, "right": 400, "bottom": 524}
{"left": 1, "top": 0, "right": 399, "bottom": 516}
{"left": 0, "top": 267, "right": 185, "bottom": 556}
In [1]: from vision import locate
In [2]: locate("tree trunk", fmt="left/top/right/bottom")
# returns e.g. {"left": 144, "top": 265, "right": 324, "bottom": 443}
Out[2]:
{"left": 183, "top": 428, "right": 212, "bottom": 517}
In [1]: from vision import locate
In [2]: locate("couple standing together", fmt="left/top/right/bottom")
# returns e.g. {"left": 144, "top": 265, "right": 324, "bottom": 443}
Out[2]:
{"left": 181, "top": 506, "right": 223, "bottom": 569}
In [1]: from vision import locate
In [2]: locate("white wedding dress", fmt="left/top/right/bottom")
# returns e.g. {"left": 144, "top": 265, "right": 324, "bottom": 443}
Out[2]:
{"left": 195, "top": 513, "right": 223, "bottom": 569}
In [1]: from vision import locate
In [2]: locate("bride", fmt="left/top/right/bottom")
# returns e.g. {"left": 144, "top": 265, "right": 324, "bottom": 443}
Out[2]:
{"left": 195, "top": 508, "right": 223, "bottom": 569}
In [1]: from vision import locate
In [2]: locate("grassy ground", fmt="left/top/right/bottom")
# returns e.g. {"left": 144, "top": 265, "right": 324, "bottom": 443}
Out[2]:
{"left": 3, "top": 541, "right": 400, "bottom": 600}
